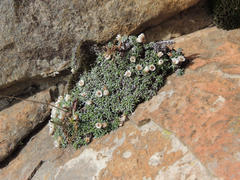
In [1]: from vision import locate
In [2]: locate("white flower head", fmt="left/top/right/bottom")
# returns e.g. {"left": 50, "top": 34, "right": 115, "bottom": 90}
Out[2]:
{"left": 95, "top": 90, "right": 103, "bottom": 97}
{"left": 116, "top": 34, "right": 122, "bottom": 41}
{"left": 64, "top": 94, "right": 71, "bottom": 102}
{"left": 104, "top": 54, "right": 111, "bottom": 60}
{"left": 95, "top": 122, "right": 102, "bottom": 129}
{"left": 171, "top": 58, "right": 179, "bottom": 65}
{"left": 86, "top": 100, "right": 92, "bottom": 105}
{"left": 136, "top": 33, "right": 145, "bottom": 43}
{"left": 157, "top": 51, "right": 164, "bottom": 58}
{"left": 48, "top": 121, "right": 55, "bottom": 135}
{"left": 124, "top": 70, "right": 131, "bottom": 77}
{"left": 149, "top": 64, "right": 156, "bottom": 71}
{"left": 103, "top": 89, "right": 110, "bottom": 96}
{"left": 130, "top": 56, "right": 136, "bottom": 63}
{"left": 178, "top": 55, "right": 185, "bottom": 62}
{"left": 78, "top": 79, "right": 85, "bottom": 87}
{"left": 136, "top": 64, "right": 143, "bottom": 71}
{"left": 143, "top": 66, "right": 149, "bottom": 73}
{"left": 158, "top": 59, "right": 164, "bottom": 65}
{"left": 80, "top": 92, "right": 87, "bottom": 97}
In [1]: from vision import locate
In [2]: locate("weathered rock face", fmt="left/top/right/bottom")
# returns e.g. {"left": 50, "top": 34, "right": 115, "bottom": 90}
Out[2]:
{"left": 0, "top": 126, "right": 66, "bottom": 180}
{"left": 0, "top": 122, "right": 217, "bottom": 180}
{"left": 132, "top": 27, "right": 240, "bottom": 179}
{"left": 0, "top": 0, "right": 199, "bottom": 91}
{"left": 145, "top": 0, "right": 212, "bottom": 41}
{"left": 2, "top": 27, "right": 239, "bottom": 180}
{"left": 0, "top": 89, "right": 52, "bottom": 162}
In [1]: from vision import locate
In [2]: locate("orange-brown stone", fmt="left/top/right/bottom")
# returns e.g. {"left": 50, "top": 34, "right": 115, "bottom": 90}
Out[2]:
{"left": 1, "top": 27, "right": 239, "bottom": 180}
{"left": 0, "top": 89, "right": 51, "bottom": 162}
{"left": 132, "top": 27, "right": 240, "bottom": 180}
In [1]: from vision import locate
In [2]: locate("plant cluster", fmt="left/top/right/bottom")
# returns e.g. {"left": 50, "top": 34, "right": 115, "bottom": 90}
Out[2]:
{"left": 210, "top": 0, "right": 240, "bottom": 30}
{"left": 49, "top": 33, "right": 187, "bottom": 148}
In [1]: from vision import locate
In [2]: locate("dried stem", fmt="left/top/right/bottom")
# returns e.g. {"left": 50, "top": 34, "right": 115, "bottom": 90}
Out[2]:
{"left": 0, "top": 95, "right": 68, "bottom": 112}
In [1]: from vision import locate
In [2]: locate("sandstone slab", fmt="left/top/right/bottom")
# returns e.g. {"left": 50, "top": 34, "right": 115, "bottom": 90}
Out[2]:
{"left": 0, "top": 121, "right": 217, "bottom": 180}
{"left": 0, "top": 126, "right": 65, "bottom": 180}
{"left": 0, "top": 89, "right": 52, "bottom": 162}
{"left": 131, "top": 27, "right": 240, "bottom": 180}
{"left": 0, "top": 0, "right": 199, "bottom": 90}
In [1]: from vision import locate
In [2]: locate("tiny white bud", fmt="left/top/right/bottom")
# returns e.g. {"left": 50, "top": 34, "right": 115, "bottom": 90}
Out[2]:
{"left": 116, "top": 34, "right": 122, "bottom": 41}
{"left": 103, "top": 89, "right": 110, "bottom": 96}
{"left": 178, "top": 55, "right": 185, "bottom": 62}
{"left": 157, "top": 52, "right": 164, "bottom": 58}
{"left": 120, "top": 114, "right": 127, "bottom": 122}
{"left": 124, "top": 70, "right": 131, "bottom": 77}
{"left": 119, "top": 122, "right": 124, "bottom": 127}
{"left": 136, "top": 33, "right": 145, "bottom": 43}
{"left": 48, "top": 122, "right": 55, "bottom": 135}
{"left": 102, "top": 122, "right": 108, "bottom": 128}
{"left": 86, "top": 100, "right": 92, "bottom": 105}
{"left": 171, "top": 58, "right": 179, "bottom": 65}
{"left": 81, "top": 92, "right": 87, "bottom": 97}
{"left": 64, "top": 94, "right": 71, "bottom": 101}
{"left": 143, "top": 66, "right": 149, "bottom": 73}
{"left": 104, "top": 54, "right": 111, "bottom": 60}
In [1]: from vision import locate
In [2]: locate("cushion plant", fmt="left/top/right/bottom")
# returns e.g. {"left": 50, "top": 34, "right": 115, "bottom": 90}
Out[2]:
{"left": 49, "top": 33, "right": 187, "bottom": 149}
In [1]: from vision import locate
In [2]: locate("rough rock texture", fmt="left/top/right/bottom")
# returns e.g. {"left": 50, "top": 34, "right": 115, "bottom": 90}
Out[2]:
{"left": 145, "top": 0, "right": 212, "bottom": 41}
{"left": 1, "top": 27, "right": 238, "bottom": 180}
{"left": 0, "top": 0, "right": 199, "bottom": 91}
{"left": 0, "top": 89, "right": 52, "bottom": 162}
{"left": 0, "top": 121, "right": 217, "bottom": 180}
{"left": 132, "top": 27, "right": 240, "bottom": 180}
{"left": 0, "top": 126, "right": 66, "bottom": 180}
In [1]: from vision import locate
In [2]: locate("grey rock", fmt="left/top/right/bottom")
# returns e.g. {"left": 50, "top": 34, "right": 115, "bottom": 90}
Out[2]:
{"left": 0, "top": 0, "right": 200, "bottom": 91}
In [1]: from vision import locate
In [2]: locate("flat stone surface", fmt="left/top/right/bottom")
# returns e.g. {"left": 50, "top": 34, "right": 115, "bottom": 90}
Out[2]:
{"left": 131, "top": 27, "right": 240, "bottom": 180}
{"left": 0, "top": 126, "right": 65, "bottom": 180}
{"left": 0, "top": 0, "right": 199, "bottom": 90}
{"left": 1, "top": 26, "right": 239, "bottom": 180}
{"left": 0, "top": 89, "right": 51, "bottom": 162}
{"left": 0, "top": 121, "right": 217, "bottom": 180}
